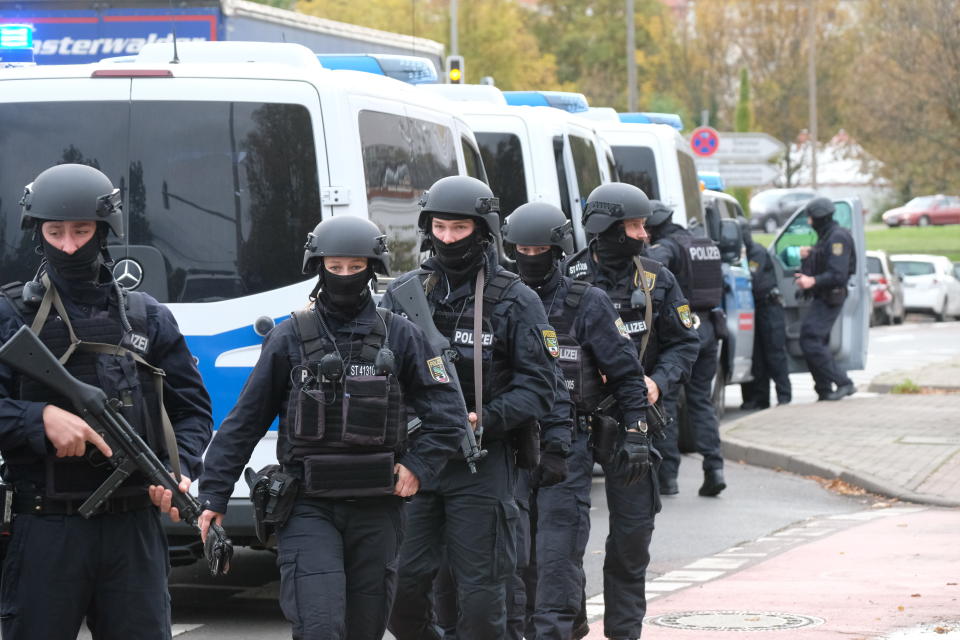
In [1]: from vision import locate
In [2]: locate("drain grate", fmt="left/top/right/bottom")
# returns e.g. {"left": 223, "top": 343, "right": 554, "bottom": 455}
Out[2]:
{"left": 648, "top": 610, "right": 825, "bottom": 631}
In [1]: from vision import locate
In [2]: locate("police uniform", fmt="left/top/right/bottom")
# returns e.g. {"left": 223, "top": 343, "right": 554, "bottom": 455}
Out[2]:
{"left": 742, "top": 231, "right": 791, "bottom": 408}
{"left": 799, "top": 214, "right": 856, "bottom": 399}
{"left": 645, "top": 220, "right": 726, "bottom": 493}
{"left": 381, "top": 246, "right": 559, "bottom": 640}
{"left": 564, "top": 247, "right": 699, "bottom": 639}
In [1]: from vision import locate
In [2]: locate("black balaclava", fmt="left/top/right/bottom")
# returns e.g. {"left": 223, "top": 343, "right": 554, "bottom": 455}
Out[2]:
{"left": 595, "top": 222, "right": 644, "bottom": 271}
{"left": 515, "top": 248, "right": 557, "bottom": 288}
{"left": 811, "top": 215, "right": 833, "bottom": 237}
{"left": 40, "top": 226, "right": 104, "bottom": 282}
{"left": 318, "top": 266, "right": 372, "bottom": 317}
{"left": 430, "top": 214, "right": 487, "bottom": 284}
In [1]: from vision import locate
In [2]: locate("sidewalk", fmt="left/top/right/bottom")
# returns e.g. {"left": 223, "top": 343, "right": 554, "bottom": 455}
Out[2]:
{"left": 722, "top": 359, "right": 960, "bottom": 508}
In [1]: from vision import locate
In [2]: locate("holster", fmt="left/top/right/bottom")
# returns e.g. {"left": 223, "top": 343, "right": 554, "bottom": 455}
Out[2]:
{"left": 511, "top": 421, "right": 541, "bottom": 470}
{"left": 710, "top": 308, "right": 729, "bottom": 341}
{"left": 590, "top": 414, "right": 619, "bottom": 466}
{"left": 826, "top": 286, "right": 847, "bottom": 306}
{"left": 244, "top": 465, "right": 300, "bottom": 546}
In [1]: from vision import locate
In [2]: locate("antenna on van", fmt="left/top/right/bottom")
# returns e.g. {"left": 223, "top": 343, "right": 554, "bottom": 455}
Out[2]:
{"left": 167, "top": 0, "right": 180, "bottom": 64}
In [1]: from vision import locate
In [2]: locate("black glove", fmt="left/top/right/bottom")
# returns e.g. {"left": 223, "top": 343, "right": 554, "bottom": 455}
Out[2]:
{"left": 614, "top": 430, "right": 651, "bottom": 487}
{"left": 533, "top": 450, "right": 568, "bottom": 488}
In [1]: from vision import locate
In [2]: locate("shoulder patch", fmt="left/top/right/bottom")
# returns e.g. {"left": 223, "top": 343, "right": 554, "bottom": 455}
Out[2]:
{"left": 426, "top": 356, "right": 450, "bottom": 383}
{"left": 748, "top": 260, "right": 759, "bottom": 273}
{"left": 615, "top": 317, "right": 630, "bottom": 338}
{"left": 677, "top": 304, "right": 693, "bottom": 329}
{"left": 538, "top": 324, "right": 560, "bottom": 358}
{"left": 633, "top": 269, "right": 657, "bottom": 290}
{"left": 832, "top": 242, "right": 844, "bottom": 256}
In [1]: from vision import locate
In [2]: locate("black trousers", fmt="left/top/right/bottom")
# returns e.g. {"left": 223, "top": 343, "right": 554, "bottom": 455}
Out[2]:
{"left": 1, "top": 507, "right": 170, "bottom": 640}
{"left": 389, "top": 440, "right": 519, "bottom": 640}
{"left": 742, "top": 302, "right": 792, "bottom": 406}
{"left": 799, "top": 297, "right": 852, "bottom": 396}
{"left": 276, "top": 495, "right": 404, "bottom": 640}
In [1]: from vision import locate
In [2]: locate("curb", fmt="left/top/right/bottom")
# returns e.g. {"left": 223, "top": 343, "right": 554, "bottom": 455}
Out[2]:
{"left": 721, "top": 431, "right": 960, "bottom": 509}
{"left": 866, "top": 383, "right": 960, "bottom": 394}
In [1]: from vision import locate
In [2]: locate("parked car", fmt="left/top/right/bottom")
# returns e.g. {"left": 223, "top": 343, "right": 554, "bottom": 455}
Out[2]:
{"left": 891, "top": 254, "right": 960, "bottom": 321}
{"left": 748, "top": 188, "right": 817, "bottom": 233}
{"left": 866, "top": 250, "right": 905, "bottom": 325}
{"left": 882, "top": 195, "right": 960, "bottom": 227}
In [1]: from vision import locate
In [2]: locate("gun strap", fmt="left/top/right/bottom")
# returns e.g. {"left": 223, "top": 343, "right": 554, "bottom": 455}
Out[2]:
{"left": 632, "top": 257, "right": 654, "bottom": 363}
{"left": 473, "top": 267, "right": 485, "bottom": 444}
{"left": 30, "top": 276, "right": 182, "bottom": 482}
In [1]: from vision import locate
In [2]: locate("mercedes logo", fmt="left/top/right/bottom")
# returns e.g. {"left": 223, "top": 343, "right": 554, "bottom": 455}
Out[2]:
{"left": 113, "top": 258, "right": 144, "bottom": 290}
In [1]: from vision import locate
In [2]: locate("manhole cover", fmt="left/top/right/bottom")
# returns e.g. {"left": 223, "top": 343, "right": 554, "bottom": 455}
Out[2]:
{"left": 648, "top": 610, "right": 825, "bottom": 631}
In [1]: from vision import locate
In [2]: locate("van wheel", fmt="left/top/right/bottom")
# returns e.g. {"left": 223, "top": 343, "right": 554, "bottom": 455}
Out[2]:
{"left": 763, "top": 216, "right": 778, "bottom": 233}
{"left": 918, "top": 215, "right": 931, "bottom": 227}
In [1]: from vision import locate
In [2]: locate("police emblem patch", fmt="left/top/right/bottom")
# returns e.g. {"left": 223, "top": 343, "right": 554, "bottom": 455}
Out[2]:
{"left": 832, "top": 242, "right": 843, "bottom": 256}
{"left": 748, "top": 260, "right": 759, "bottom": 273}
{"left": 677, "top": 304, "right": 693, "bottom": 328}
{"left": 615, "top": 317, "right": 630, "bottom": 338}
{"left": 541, "top": 328, "right": 560, "bottom": 358}
{"left": 427, "top": 356, "right": 450, "bottom": 383}
{"left": 644, "top": 271, "right": 657, "bottom": 289}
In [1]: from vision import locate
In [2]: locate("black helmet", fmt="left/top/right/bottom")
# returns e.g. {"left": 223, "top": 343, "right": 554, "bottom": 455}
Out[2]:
{"left": 417, "top": 176, "right": 501, "bottom": 239}
{"left": 647, "top": 199, "right": 675, "bottom": 227}
{"left": 582, "top": 183, "right": 652, "bottom": 234}
{"left": 501, "top": 202, "right": 574, "bottom": 256}
{"left": 20, "top": 164, "right": 123, "bottom": 238}
{"left": 302, "top": 216, "right": 390, "bottom": 276}
{"left": 800, "top": 196, "right": 834, "bottom": 220}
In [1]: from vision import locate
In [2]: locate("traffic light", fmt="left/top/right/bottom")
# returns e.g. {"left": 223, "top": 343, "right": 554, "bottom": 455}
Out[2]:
{"left": 446, "top": 55, "right": 464, "bottom": 84}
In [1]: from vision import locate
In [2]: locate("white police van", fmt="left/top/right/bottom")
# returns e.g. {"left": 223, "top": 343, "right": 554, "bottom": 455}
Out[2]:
{"left": 0, "top": 41, "right": 486, "bottom": 562}
{"left": 420, "top": 85, "right": 616, "bottom": 250}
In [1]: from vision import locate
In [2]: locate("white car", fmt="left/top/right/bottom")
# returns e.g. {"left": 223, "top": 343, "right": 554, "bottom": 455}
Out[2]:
{"left": 891, "top": 254, "right": 960, "bottom": 321}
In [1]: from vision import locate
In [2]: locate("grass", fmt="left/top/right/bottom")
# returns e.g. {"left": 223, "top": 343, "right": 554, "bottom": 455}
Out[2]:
{"left": 890, "top": 379, "right": 922, "bottom": 395}
{"left": 754, "top": 225, "right": 960, "bottom": 262}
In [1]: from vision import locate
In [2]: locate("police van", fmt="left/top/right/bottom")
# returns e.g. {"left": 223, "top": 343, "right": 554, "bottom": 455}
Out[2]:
{"left": 0, "top": 41, "right": 487, "bottom": 562}
{"left": 420, "top": 85, "right": 616, "bottom": 249}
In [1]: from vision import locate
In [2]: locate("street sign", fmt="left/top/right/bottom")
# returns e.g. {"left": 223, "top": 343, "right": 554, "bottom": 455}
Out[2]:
{"left": 716, "top": 163, "right": 782, "bottom": 187}
{"left": 690, "top": 126, "right": 720, "bottom": 157}
{"left": 713, "top": 133, "right": 785, "bottom": 162}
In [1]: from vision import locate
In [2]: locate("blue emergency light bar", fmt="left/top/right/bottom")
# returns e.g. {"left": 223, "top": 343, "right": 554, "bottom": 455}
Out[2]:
{"left": 503, "top": 91, "right": 590, "bottom": 114}
{"left": 699, "top": 171, "right": 725, "bottom": 191}
{"left": 316, "top": 54, "right": 439, "bottom": 84}
{"left": 619, "top": 112, "right": 684, "bottom": 130}
{"left": 0, "top": 23, "right": 35, "bottom": 64}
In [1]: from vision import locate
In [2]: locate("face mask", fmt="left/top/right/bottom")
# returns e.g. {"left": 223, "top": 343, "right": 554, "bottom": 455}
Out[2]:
{"left": 432, "top": 231, "right": 485, "bottom": 280}
{"left": 41, "top": 233, "right": 103, "bottom": 282}
{"left": 516, "top": 250, "right": 556, "bottom": 287}
{"left": 320, "top": 268, "right": 371, "bottom": 314}
{"left": 811, "top": 216, "right": 832, "bottom": 235}
{"left": 595, "top": 226, "right": 644, "bottom": 268}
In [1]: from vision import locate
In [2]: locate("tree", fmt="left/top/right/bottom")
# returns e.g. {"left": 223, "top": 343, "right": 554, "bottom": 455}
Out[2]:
{"left": 731, "top": 67, "right": 752, "bottom": 212}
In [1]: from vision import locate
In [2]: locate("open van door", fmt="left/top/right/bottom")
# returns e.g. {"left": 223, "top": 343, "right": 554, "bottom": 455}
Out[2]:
{"left": 769, "top": 197, "right": 869, "bottom": 373}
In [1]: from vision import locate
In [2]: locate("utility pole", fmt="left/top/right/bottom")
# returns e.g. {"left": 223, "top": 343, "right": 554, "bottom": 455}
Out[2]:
{"left": 450, "top": 0, "right": 458, "bottom": 57}
{"left": 626, "top": 0, "right": 637, "bottom": 111}
{"left": 808, "top": 0, "right": 818, "bottom": 190}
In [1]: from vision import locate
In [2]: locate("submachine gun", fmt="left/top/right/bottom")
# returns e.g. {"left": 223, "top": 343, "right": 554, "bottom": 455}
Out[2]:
{"left": 0, "top": 326, "right": 233, "bottom": 576}
{"left": 390, "top": 277, "right": 488, "bottom": 473}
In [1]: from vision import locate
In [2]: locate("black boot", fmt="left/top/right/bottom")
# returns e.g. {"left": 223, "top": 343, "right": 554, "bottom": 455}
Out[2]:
{"left": 825, "top": 383, "right": 856, "bottom": 401}
{"left": 659, "top": 476, "right": 679, "bottom": 495}
{"left": 699, "top": 468, "right": 726, "bottom": 497}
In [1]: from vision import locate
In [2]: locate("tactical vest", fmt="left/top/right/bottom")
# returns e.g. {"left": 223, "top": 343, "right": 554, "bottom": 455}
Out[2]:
{"left": 1, "top": 280, "right": 162, "bottom": 499}
{"left": 287, "top": 307, "right": 406, "bottom": 498}
{"left": 549, "top": 280, "right": 604, "bottom": 414}
{"left": 430, "top": 269, "right": 520, "bottom": 413}
{"left": 670, "top": 233, "right": 723, "bottom": 311}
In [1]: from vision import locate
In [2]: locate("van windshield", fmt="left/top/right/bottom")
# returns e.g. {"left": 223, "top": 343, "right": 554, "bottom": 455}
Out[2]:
{"left": 0, "top": 101, "right": 321, "bottom": 303}
{"left": 612, "top": 146, "right": 659, "bottom": 200}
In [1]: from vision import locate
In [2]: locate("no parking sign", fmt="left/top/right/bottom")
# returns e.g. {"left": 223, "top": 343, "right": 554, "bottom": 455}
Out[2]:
{"left": 690, "top": 127, "right": 720, "bottom": 157}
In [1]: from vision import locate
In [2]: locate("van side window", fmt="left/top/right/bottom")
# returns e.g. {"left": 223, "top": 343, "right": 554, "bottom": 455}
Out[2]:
{"left": 553, "top": 136, "right": 573, "bottom": 221}
{"left": 677, "top": 150, "right": 704, "bottom": 229}
{"left": 476, "top": 132, "right": 527, "bottom": 217}
{"left": 612, "top": 146, "right": 659, "bottom": 199}
{"left": 359, "top": 110, "right": 458, "bottom": 273}
{"left": 568, "top": 135, "right": 602, "bottom": 211}
{"left": 461, "top": 137, "right": 487, "bottom": 183}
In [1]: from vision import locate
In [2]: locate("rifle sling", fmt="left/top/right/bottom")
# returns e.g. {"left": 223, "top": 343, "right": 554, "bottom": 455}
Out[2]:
{"left": 473, "top": 267, "right": 485, "bottom": 443}
{"left": 632, "top": 256, "right": 654, "bottom": 363}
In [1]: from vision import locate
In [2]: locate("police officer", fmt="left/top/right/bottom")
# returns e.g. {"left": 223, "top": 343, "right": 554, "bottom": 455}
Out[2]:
{"left": 645, "top": 200, "right": 727, "bottom": 496}
{"left": 0, "top": 164, "right": 213, "bottom": 640}
{"left": 565, "top": 183, "right": 699, "bottom": 640}
{"left": 502, "top": 202, "right": 649, "bottom": 640}
{"left": 380, "top": 176, "right": 559, "bottom": 640}
{"left": 197, "top": 216, "right": 466, "bottom": 640}
{"left": 795, "top": 197, "right": 857, "bottom": 401}
{"left": 739, "top": 219, "right": 792, "bottom": 409}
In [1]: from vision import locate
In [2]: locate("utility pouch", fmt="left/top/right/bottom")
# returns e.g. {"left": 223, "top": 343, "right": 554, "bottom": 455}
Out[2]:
{"left": 302, "top": 452, "right": 395, "bottom": 498}
{"left": 590, "top": 414, "right": 619, "bottom": 466}
{"left": 511, "top": 421, "right": 541, "bottom": 470}
{"left": 245, "top": 465, "right": 300, "bottom": 545}
{"left": 341, "top": 377, "right": 390, "bottom": 446}
{"left": 294, "top": 388, "right": 327, "bottom": 441}
{"left": 826, "top": 286, "right": 847, "bottom": 307}
{"left": 710, "top": 308, "right": 729, "bottom": 341}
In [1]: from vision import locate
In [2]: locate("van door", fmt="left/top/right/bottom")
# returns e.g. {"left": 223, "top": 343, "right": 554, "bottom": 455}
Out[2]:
{"left": 769, "top": 198, "right": 869, "bottom": 373}
{"left": 564, "top": 130, "right": 604, "bottom": 250}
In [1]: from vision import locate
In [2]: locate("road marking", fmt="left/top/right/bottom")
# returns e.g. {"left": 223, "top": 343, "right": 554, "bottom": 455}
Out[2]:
{"left": 685, "top": 558, "right": 747, "bottom": 570}
{"left": 646, "top": 581, "right": 693, "bottom": 592}
{"left": 658, "top": 570, "right": 725, "bottom": 582}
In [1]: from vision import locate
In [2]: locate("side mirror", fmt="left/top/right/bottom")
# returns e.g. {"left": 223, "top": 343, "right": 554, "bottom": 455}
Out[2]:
{"left": 718, "top": 219, "right": 743, "bottom": 263}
